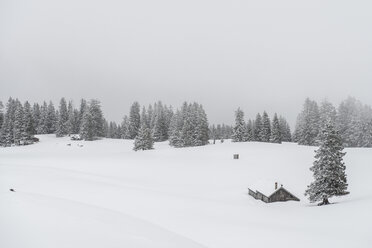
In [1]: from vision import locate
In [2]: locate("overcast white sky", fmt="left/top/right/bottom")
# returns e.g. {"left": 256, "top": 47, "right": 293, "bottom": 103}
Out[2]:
{"left": 1, "top": 0, "right": 371, "bottom": 126}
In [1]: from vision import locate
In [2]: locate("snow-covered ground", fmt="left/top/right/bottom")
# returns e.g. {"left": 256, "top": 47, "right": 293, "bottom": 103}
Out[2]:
{"left": 1, "top": 135, "right": 371, "bottom": 248}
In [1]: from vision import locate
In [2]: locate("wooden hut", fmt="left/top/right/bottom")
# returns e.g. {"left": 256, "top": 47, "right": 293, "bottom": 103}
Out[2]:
{"left": 248, "top": 183, "right": 300, "bottom": 203}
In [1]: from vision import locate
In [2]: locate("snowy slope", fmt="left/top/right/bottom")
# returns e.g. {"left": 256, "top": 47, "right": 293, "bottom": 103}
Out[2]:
{"left": 0, "top": 135, "right": 371, "bottom": 248}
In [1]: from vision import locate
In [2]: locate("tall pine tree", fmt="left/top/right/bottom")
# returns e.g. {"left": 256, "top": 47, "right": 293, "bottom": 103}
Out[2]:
{"left": 305, "top": 122, "right": 349, "bottom": 205}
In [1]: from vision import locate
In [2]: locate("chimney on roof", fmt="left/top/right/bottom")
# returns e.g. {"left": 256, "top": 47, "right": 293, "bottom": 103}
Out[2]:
{"left": 275, "top": 182, "right": 278, "bottom": 190}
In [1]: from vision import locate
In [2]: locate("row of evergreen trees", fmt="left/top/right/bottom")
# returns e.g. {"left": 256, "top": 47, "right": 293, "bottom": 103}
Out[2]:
{"left": 294, "top": 97, "right": 372, "bottom": 147}
{"left": 102, "top": 101, "right": 210, "bottom": 150}
{"left": 0, "top": 98, "right": 211, "bottom": 149}
{"left": 0, "top": 98, "right": 105, "bottom": 146}
{"left": 231, "top": 108, "right": 291, "bottom": 144}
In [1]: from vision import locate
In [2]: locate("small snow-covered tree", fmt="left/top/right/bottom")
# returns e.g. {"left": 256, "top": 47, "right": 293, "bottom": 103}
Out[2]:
{"left": 129, "top": 101, "right": 141, "bottom": 139}
{"left": 260, "top": 111, "right": 271, "bottom": 142}
{"left": 253, "top": 113, "right": 262, "bottom": 141}
{"left": 270, "top": 113, "right": 282, "bottom": 143}
{"left": 133, "top": 123, "right": 154, "bottom": 151}
{"left": 232, "top": 108, "right": 247, "bottom": 142}
{"left": 305, "top": 122, "right": 349, "bottom": 205}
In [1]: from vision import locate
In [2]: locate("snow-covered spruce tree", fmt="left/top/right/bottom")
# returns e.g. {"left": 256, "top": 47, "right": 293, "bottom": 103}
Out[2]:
{"left": 133, "top": 122, "right": 154, "bottom": 151}
{"left": 164, "top": 105, "right": 174, "bottom": 138}
{"left": 253, "top": 113, "right": 262, "bottom": 141}
{"left": 13, "top": 101, "right": 24, "bottom": 145}
{"left": 56, "top": 97, "right": 69, "bottom": 137}
{"left": 32, "top": 103, "right": 41, "bottom": 134}
{"left": 270, "top": 113, "right": 282, "bottom": 143}
{"left": 246, "top": 120, "right": 253, "bottom": 141}
{"left": 129, "top": 101, "right": 141, "bottom": 139}
{"left": 46, "top": 101, "right": 57, "bottom": 134}
{"left": 89, "top": 99, "right": 105, "bottom": 137}
{"left": 1, "top": 98, "right": 16, "bottom": 146}
{"left": 305, "top": 122, "right": 349, "bottom": 206}
{"left": 232, "top": 108, "right": 247, "bottom": 142}
{"left": 152, "top": 101, "right": 167, "bottom": 142}
{"left": 260, "top": 111, "right": 271, "bottom": 142}
{"left": 194, "top": 103, "right": 209, "bottom": 146}
{"left": 78, "top": 99, "right": 87, "bottom": 131}
{"left": 180, "top": 104, "right": 196, "bottom": 147}
{"left": 37, "top": 102, "right": 48, "bottom": 134}
{"left": 22, "top": 101, "right": 34, "bottom": 142}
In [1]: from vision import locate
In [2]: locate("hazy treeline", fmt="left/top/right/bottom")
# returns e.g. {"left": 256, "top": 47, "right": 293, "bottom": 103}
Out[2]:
{"left": 294, "top": 97, "right": 372, "bottom": 147}
{"left": 2, "top": 96, "right": 371, "bottom": 148}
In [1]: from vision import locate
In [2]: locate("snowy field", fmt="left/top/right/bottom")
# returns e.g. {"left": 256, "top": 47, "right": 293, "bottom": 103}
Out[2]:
{"left": 1, "top": 135, "right": 371, "bottom": 248}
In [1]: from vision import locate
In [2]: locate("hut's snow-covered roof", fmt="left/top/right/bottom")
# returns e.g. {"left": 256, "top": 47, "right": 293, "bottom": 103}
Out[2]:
{"left": 249, "top": 179, "right": 282, "bottom": 196}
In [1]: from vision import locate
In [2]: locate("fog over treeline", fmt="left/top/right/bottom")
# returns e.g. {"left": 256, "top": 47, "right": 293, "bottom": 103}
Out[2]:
{"left": 1, "top": 96, "right": 371, "bottom": 148}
